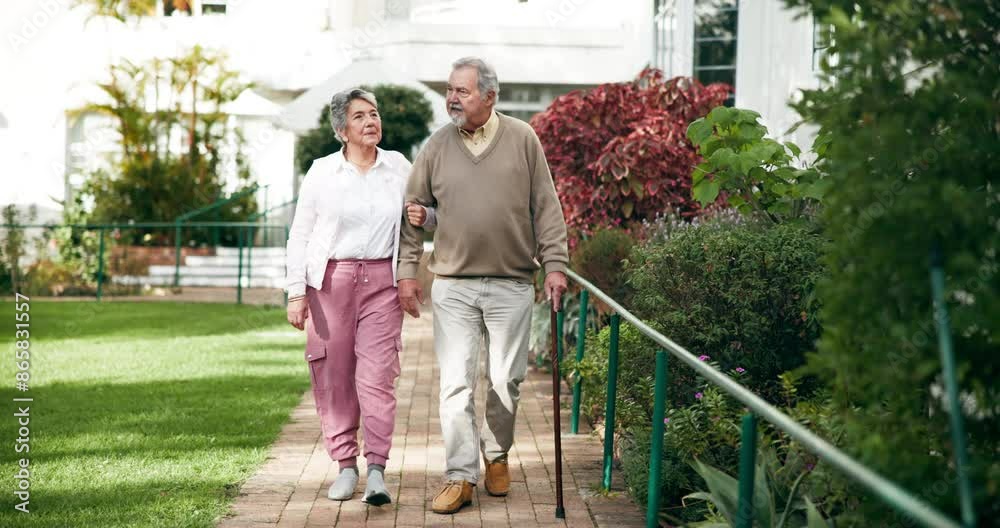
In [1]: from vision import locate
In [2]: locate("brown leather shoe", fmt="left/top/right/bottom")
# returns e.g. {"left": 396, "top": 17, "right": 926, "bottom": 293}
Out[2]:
{"left": 483, "top": 457, "right": 510, "bottom": 496}
{"left": 431, "top": 480, "right": 474, "bottom": 514}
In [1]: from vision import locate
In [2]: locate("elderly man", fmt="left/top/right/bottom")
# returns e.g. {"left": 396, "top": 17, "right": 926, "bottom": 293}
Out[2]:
{"left": 397, "top": 57, "right": 569, "bottom": 515}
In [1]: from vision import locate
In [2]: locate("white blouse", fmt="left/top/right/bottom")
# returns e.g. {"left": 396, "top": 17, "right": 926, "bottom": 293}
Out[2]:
{"left": 285, "top": 148, "right": 413, "bottom": 298}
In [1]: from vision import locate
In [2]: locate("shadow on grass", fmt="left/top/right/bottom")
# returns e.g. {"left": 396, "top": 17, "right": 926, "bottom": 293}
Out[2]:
{"left": 0, "top": 476, "right": 249, "bottom": 528}
{"left": 0, "top": 301, "right": 288, "bottom": 343}
{"left": 0, "top": 374, "right": 313, "bottom": 527}
{"left": 1, "top": 374, "right": 312, "bottom": 459}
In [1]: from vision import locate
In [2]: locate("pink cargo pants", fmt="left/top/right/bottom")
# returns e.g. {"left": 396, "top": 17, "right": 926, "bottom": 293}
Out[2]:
{"left": 304, "top": 258, "right": 402, "bottom": 468}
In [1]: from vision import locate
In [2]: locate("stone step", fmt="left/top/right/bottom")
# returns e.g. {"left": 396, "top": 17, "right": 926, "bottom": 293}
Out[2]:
{"left": 146, "top": 265, "right": 285, "bottom": 278}
{"left": 111, "top": 275, "right": 284, "bottom": 288}
{"left": 185, "top": 255, "right": 287, "bottom": 267}
{"left": 215, "top": 246, "right": 286, "bottom": 257}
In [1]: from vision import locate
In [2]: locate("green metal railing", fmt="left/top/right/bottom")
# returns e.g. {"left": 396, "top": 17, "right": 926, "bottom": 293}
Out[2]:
{"left": 248, "top": 198, "right": 296, "bottom": 247}
{"left": 559, "top": 265, "right": 975, "bottom": 528}
{"left": 173, "top": 184, "right": 268, "bottom": 286}
{"left": 3, "top": 222, "right": 287, "bottom": 305}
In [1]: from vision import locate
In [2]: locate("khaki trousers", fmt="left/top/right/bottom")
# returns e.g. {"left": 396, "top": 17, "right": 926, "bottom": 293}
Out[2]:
{"left": 431, "top": 277, "right": 534, "bottom": 483}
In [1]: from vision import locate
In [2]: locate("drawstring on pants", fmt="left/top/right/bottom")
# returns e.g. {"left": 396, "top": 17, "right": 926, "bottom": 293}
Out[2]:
{"left": 352, "top": 262, "right": 369, "bottom": 284}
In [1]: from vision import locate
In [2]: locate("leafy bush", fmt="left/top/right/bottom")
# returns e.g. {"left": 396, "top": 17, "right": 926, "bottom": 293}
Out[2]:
{"left": 782, "top": 0, "right": 999, "bottom": 523}
{"left": 531, "top": 68, "right": 730, "bottom": 244}
{"left": 570, "top": 228, "right": 636, "bottom": 306}
{"left": 620, "top": 425, "right": 707, "bottom": 524}
{"left": 23, "top": 259, "right": 93, "bottom": 297}
{"left": 75, "top": 46, "right": 258, "bottom": 245}
{"left": 686, "top": 449, "right": 832, "bottom": 527}
{"left": 575, "top": 340, "right": 854, "bottom": 523}
{"left": 627, "top": 222, "right": 825, "bottom": 402}
{"left": 687, "top": 106, "right": 831, "bottom": 223}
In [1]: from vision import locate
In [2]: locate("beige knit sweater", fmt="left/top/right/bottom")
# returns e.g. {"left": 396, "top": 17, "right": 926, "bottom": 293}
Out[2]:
{"left": 397, "top": 113, "right": 569, "bottom": 282}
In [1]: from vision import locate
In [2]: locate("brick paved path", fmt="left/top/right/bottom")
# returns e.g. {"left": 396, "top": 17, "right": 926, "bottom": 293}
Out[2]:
{"left": 218, "top": 314, "right": 646, "bottom": 528}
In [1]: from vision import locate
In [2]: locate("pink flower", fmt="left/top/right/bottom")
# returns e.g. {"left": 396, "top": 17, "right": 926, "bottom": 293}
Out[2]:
{"left": 735, "top": 367, "right": 746, "bottom": 373}
{"left": 698, "top": 355, "right": 710, "bottom": 361}
{"left": 663, "top": 418, "right": 670, "bottom": 424}
{"left": 695, "top": 392, "right": 703, "bottom": 400}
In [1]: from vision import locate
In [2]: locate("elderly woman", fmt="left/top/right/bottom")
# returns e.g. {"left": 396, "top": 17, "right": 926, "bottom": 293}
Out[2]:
{"left": 285, "top": 88, "right": 434, "bottom": 506}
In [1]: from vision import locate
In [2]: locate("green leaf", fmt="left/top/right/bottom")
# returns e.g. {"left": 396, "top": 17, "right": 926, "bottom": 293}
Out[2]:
{"left": 727, "top": 194, "right": 747, "bottom": 208}
{"left": 689, "top": 459, "right": 739, "bottom": 524}
{"left": 785, "top": 141, "right": 802, "bottom": 157}
{"left": 805, "top": 497, "right": 830, "bottom": 528}
{"left": 708, "top": 147, "right": 738, "bottom": 171}
{"left": 767, "top": 201, "right": 793, "bottom": 216}
{"left": 693, "top": 180, "right": 721, "bottom": 207}
{"left": 736, "top": 108, "right": 762, "bottom": 122}
{"left": 688, "top": 118, "right": 714, "bottom": 146}
{"left": 630, "top": 178, "right": 645, "bottom": 199}
{"left": 622, "top": 200, "right": 634, "bottom": 218}
{"left": 693, "top": 163, "right": 711, "bottom": 185}
{"left": 707, "top": 106, "right": 738, "bottom": 127}
{"left": 754, "top": 459, "right": 775, "bottom": 528}
{"left": 737, "top": 151, "right": 761, "bottom": 175}
{"left": 738, "top": 122, "right": 766, "bottom": 141}
{"left": 699, "top": 135, "right": 722, "bottom": 156}
{"left": 811, "top": 132, "right": 833, "bottom": 157}
{"left": 773, "top": 166, "right": 796, "bottom": 183}
{"left": 801, "top": 178, "right": 833, "bottom": 200}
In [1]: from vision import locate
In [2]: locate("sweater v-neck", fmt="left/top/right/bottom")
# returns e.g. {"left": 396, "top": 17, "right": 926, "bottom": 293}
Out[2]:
{"left": 454, "top": 113, "right": 506, "bottom": 164}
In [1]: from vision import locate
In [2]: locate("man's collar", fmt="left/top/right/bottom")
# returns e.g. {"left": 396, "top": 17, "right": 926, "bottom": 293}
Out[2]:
{"left": 458, "top": 110, "right": 498, "bottom": 136}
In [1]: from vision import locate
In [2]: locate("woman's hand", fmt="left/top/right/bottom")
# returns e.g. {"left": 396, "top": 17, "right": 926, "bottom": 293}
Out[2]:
{"left": 406, "top": 202, "right": 427, "bottom": 226}
{"left": 287, "top": 297, "right": 309, "bottom": 330}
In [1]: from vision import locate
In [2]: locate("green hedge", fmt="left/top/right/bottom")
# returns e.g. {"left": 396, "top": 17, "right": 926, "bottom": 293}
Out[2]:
{"left": 627, "top": 221, "right": 825, "bottom": 403}
{"left": 568, "top": 220, "right": 826, "bottom": 521}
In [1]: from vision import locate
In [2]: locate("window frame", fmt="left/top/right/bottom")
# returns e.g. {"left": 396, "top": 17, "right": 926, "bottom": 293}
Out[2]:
{"left": 693, "top": 0, "right": 739, "bottom": 105}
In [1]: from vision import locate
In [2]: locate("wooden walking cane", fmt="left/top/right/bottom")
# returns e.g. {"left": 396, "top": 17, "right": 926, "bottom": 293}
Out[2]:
{"left": 550, "top": 302, "right": 566, "bottom": 519}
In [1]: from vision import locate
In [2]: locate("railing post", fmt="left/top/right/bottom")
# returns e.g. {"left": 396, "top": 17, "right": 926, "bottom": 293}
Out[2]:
{"left": 736, "top": 413, "right": 758, "bottom": 528}
{"left": 246, "top": 225, "right": 254, "bottom": 288}
{"left": 262, "top": 186, "right": 268, "bottom": 246}
{"left": 646, "top": 349, "right": 667, "bottom": 528}
{"left": 262, "top": 214, "right": 269, "bottom": 246}
{"left": 571, "top": 289, "right": 589, "bottom": 434}
{"left": 96, "top": 227, "right": 106, "bottom": 301}
{"left": 929, "top": 244, "right": 977, "bottom": 528}
{"left": 173, "top": 220, "right": 182, "bottom": 287}
{"left": 236, "top": 227, "right": 244, "bottom": 305}
{"left": 602, "top": 313, "right": 621, "bottom": 491}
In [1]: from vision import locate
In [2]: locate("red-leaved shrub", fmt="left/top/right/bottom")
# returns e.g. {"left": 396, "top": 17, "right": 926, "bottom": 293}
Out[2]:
{"left": 531, "top": 68, "right": 730, "bottom": 245}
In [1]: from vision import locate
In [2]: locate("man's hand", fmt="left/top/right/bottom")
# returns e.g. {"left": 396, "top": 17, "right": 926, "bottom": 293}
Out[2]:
{"left": 405, "top": 202, "right": 427, "bottom": 227}
{"left": 287, "top": 297, "right": 309, "bottom": 330}
{"left": 544, "top": 271, "right": 568, "bottom": 311}
{"left": 398, "top": 278, "right": 424, "bottom": 318}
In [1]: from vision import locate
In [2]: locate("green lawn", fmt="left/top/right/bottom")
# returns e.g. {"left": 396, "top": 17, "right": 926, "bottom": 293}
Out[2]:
{"left": 0, "top": 301, "right": 310, "bottom": 528}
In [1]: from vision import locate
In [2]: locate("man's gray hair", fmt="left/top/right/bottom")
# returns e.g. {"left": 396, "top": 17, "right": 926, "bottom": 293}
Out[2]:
{"left": 328, "top": 88, "right": 378, "bottom": 142}
{"left": 452, "top": 57, "right": 500, "bottom": 101}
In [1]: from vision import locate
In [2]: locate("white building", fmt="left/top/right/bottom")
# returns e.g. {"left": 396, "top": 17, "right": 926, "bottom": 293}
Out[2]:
{"left": 1, "top": 0, "right": 820, "bottom": 224}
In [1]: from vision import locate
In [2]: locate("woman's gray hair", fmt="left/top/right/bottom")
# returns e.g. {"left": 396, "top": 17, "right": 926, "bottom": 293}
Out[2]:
{"left": 452, "top": 57, "right": 499, "bottom": 101}
{"left": 328, "top": 88, "right": 378, "bottom": 142}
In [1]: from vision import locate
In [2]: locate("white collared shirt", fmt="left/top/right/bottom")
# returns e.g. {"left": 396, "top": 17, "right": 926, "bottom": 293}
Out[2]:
{"left": 285, "top": 147, "right": 412, "bottom": 297}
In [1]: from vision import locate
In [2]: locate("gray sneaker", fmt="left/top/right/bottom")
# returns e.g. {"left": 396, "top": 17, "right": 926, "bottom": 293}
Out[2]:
{"left": 362, "top": 465, "right": 391, "bottom": 506}
{"left": 327, "top": 467, "right": 359, "bottom": 501}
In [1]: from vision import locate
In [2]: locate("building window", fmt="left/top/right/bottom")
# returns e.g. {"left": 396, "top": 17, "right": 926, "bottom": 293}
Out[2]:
{"left": 202, "top": 0, "right": 227, "bottom": 15}
{"left": 812, "top": 16, "right": 832, "bottom": 71}
{"left": 693, "top": 0, "right": 738, "bottom": 106}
